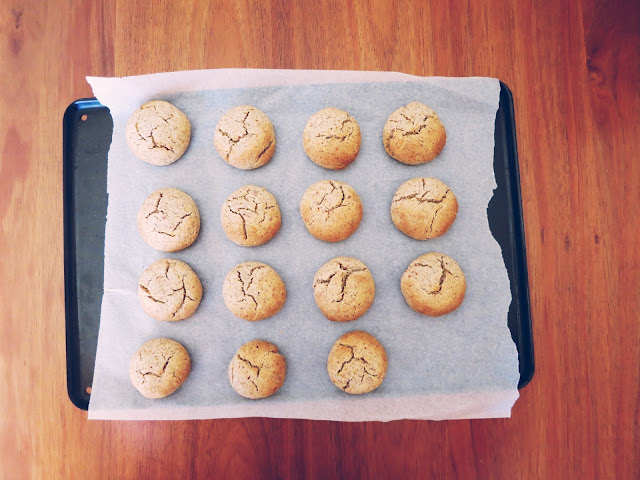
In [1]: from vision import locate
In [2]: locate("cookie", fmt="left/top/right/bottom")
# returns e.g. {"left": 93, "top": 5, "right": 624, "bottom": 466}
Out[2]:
{"left": 299, "top": 180, "right": 363, "bottom": 242}
{"left": 401, "top": 252, "right": 466, "bottom": 316}
{"left": 302, "top": 108, "right": 361, "bottom": 170}
{"left": 137, "top": 187, "right": 200, "bottom": 252}
{"left": 221, "top": 185, "right": 281, "bottom": 247}
{"left": 138, "top": 259, "right": 203, "bottom": 321}
{"left": 228, "top": 340, "right": 286, "bottom": 399}
{"left": 313, "top": 256, "right": 375, "bottom": 322}
{"left": 129, "top": 338, "right": 191, "bottom": 399}
{"left": 390, "top": 177, "right": 458, "bottom": 240}
{"left": 214, "top": 105, "right": 276, "bottom": 170}
{"left": 223, "top": 262, "right": 286, "bottom": 321}
{"left": 383, "top": 101, "right": 446, "bottom": 165}
{"left": 125, "top": 100, "right": 191, "bottom": 166}
{"left": 327, "top": 331, "right": 387, "bottom": 394}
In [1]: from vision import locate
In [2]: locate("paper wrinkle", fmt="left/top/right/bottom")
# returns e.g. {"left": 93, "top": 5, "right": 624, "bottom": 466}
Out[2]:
{"left": 88, "top": 69, "right": 519, "bottom": 421}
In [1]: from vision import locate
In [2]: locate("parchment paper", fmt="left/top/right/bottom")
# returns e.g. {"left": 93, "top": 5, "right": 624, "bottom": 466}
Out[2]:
{"left": 87, "top": 69, "right": 520, "bottom": 421}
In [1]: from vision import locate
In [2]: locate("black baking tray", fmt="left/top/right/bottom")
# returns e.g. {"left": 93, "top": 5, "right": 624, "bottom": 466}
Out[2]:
{"left": 63, "top": 83, "right": 534, "bottom": 411}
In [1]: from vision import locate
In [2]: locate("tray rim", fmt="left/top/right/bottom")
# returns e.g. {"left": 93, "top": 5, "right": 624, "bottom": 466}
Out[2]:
{"left": 499, "top": 83, "right": 535, "bottom": 388}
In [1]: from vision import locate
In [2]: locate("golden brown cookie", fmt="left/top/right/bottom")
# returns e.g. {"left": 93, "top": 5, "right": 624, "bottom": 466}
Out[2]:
{"left": 327, "top": 331, "right": 387, "bottom": 395}
{"left": 401, "top": 252, "right": 466, "bottom": 316}
{"left": 138, "top": 259, "right": 203, "bottom": 322}
{"left": 228, "top": 340, "right": 286, "bottom": 399}
{"left": 214, "top": 105, "right": 276, "bottom": 170}
{"left": 383, "top": 101, "right": 446, "bottom": 165}
{"left": 313, "top": 256, "right": 375, "bottom": 322}
{"left": 302, "top": 108, "right": 361, "bottom": 170}
{"left": 220, "top": 185, "right": 281, "bottom": 247}
{"left": 390, "top": 177, "right": 458, "bottom": 240}
{"left": 129, "top": 337, "right": 191, "bottom": 399}
{"left": 299, "top": 180, "right": 363, "bottom": 242}
{"left": 223, "top": 262, "right": 287, "bottom": 321}
{"left": 125, "top": 100, "right": 191, "bottom": 166}
{"left": 137, "top": 188, "right": 200, "bottom": 252}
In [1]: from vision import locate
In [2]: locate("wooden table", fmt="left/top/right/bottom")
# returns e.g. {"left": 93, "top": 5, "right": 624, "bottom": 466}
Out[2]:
{"left": 1, "top": 1, "right": 638, "bottom": 478}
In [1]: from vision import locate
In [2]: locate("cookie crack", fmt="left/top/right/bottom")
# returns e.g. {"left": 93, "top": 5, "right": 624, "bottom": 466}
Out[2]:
{"left": 319, "top": 117, "right": 356, "bottom": 143}
{"left": 393, "top": 184, "right": 450, "bottom": 205}
{"left": 331, "top": 263, "right": 368, "bottom": 302}
{"left": 227, "top": 191, "right": 275, "bottom": 235}
{"left": 230, "top": 191, "right": 251, "bottom": 202}
{"left": 170, "top": 213, "right": 191, "bottom": 232}
{"left": 228, "top": 207, "right": 248, "bottom": 239}
{"left": 419, "top": 256, "right": 457, "bottom": 295}
{"left": 137, "top": 355, "right": 172, "bottom": 379}
{"left": 340, "top": 117, "right": 354, "bottom": 128}
{"left": 318, "top": 181, "right": 347, "bottom": 218}
{"left": 218, "top": 110, "right": 252, "bottom": 162}
{"left": 153, "top": 229, "right": 176, "bottom": 237}
{"left": 336, "top": 344, "right": 355, "bottom": 375}
{"left": 145, "top": 192, "right": 164, "bottom": 218}
{"left": 336, "top": 344, "right": 376, "bottom": 390}
{"left": 391, "top": 112, "right": 436, "bottom": 137}
{"left": 146, "top": 196, "right": 192, "bottom": 235}
{"left": 148, "top": 125, "right": 175, "bottom": 153}
{"left": 428, "top": 205, "right": 443, "bottom": 235}
{"left": 252, "top": 139, "right": 274, "bottom": 165}
{"left": 313, "top": 272, "right": 336, "bottom": 287}
{"left": 237, "top": 354, "right": 261, "bottom": 379}
{"left": 316, "top": 182, "right": 337, "bottom": 206}
{"left": 248, "top": 265, "right": 266, "bottom": 275}
{"left": 237, "top": 271, "right": 258, "bottom": 308}
{"left": 171, "top": 278, "right": 188, "bottom": 318}
{"left": 139, "top": 284, "right": 166, "bottom": 303}
{"left": 316, "top": 133, "right": 349, "bottom": 142}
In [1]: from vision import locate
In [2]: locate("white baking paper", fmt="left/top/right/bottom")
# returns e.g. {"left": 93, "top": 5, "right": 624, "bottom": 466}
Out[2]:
{"left": 86, "top": 69, "right": 520, "bottom": 421}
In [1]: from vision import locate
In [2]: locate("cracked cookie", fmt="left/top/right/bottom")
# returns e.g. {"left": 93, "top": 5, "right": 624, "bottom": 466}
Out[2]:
{"left": 223, "top": 262, "right": 286, "bottom": 321}
{"left": 327, "top": 331, "right": 387, "bottom": 394}
{"left": 303, "top": 108, "right": 361, "bottom": 169}
{"left": 383, "top": 101, "right": 446, "bottom": 165}
{"left": 299, "top": 180, "right": 363, "bottom": 242}
{"left": 125, "top": 100, "right": 191, "bottom": 166}
{"left": 401, "top": 252, "right": 466, "bottom": 316}
{"left": 221, "top": 185, "right": 281, "bottom": 247}
{"left": 214, "top": 105, "right": 276, "bottom": 170}
{"left": 129, "top": 337, "right": 191, "bottom": 399}
{"left": 313, "top": 256, "right": 375, "bottom": 322}
{"left": 138, "top": 258, "right": 203, "bottom": 322}
{"left": 137, "top": 187, "right": 200, "bottom": 252}
{"left": 391, "top": 177, "right": 458, "bottom": 240}
{"left": 228, "top": 340, "right": 286, "bottom": 399}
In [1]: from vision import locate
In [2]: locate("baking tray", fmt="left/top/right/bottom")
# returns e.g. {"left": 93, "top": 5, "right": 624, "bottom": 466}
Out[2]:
{"left": 63, "top": 83, "right": 534, "bottom": 411}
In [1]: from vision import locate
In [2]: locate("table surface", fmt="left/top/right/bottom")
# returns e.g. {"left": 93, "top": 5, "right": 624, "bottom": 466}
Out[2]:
{"left": 1, "top": 1, "right": 638, "bottom": 478}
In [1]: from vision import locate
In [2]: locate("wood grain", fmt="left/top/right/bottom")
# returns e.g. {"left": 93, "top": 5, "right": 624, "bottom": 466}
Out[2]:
{"left": 1, "top": 0, "right": 638, "bottom": 478}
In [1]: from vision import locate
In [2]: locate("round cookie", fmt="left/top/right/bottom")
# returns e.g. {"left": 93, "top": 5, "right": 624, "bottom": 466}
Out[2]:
{"left": 129, "top": 337, "right": 191, "bottom": 399}
{"left": 302, "top": 108, "right": 361, "bottom": 170}
{"left": 228, "top": 340, "right": 286, "bottom": 399}
{"left": 313, "top": 256, "right": 375, "bottom": 322}
{"left": 401, "top": 252, "right": 466, "bottom": 316}
{"left": 299, "top": 180, "right": 363, "bottom": 242}
{"left": 327, "top": 331, "right": 387, "bottom": 395}
{"left": 137, "top": 187, "right": 200, "bottom": 252}
{"left": 138, "top": 259, "right": 203, "bottom": 321}
{"left": 214, "top": 105, "right": 276, "bottom": 170}
{"left": 383, "top": 101, "right": 446, "bottom": 165}
{"left": 390, "top": 177, "right": 458, "bottom": 240}
{"left": 223, "top": 262, "right": 287, "bottom": 321}
{"left": 125, "top": 100, "right": 191, "bottom": 166}
{"left": 221, "top": 185, "right": 281, "bottom": 247}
